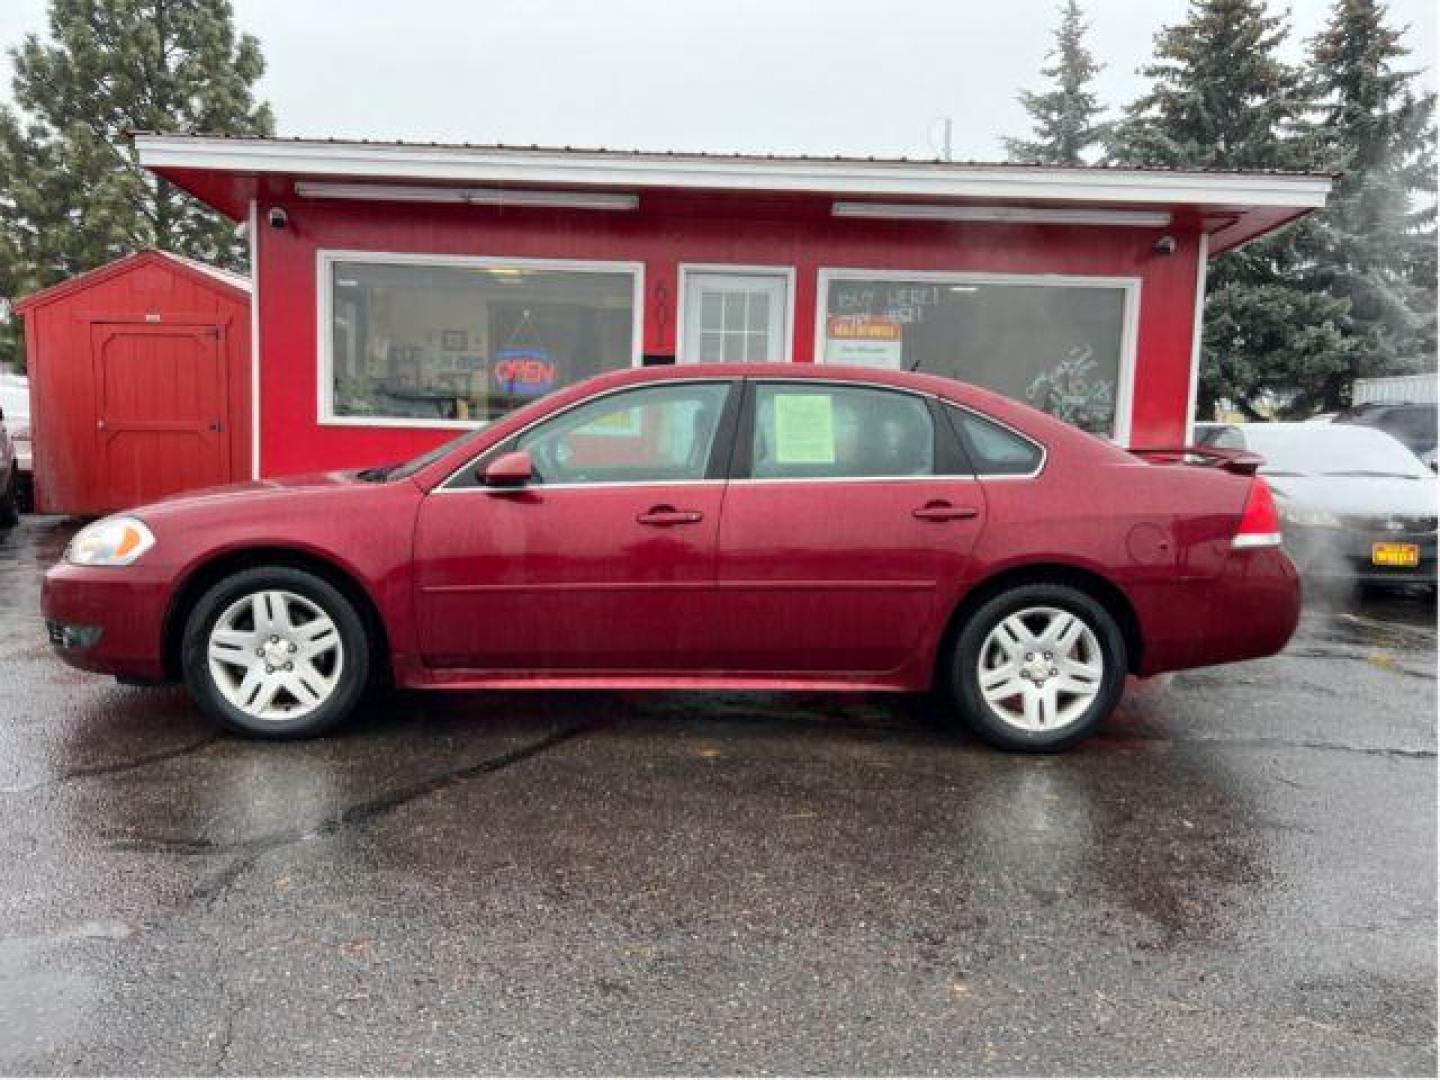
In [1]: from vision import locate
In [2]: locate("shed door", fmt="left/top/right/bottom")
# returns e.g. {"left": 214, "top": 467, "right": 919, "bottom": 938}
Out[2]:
{"left": 91, "top": 323, "right": 229, "bottom": 509}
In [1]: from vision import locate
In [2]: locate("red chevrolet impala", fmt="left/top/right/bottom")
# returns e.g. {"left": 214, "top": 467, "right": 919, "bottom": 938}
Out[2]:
{"left": 42, "top": 364, "right": 1299, "bottom": 751}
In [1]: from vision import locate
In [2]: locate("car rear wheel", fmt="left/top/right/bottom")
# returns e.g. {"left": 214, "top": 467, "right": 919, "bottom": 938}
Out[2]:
{"left": 181, "top": 567, "right": 370, "bottom": 739}
{"left": 949, "top": 582, "right": 1127, "bottom": 752}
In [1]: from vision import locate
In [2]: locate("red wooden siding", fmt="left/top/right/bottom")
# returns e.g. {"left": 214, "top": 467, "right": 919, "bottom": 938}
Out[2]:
{"left": 17, "top": 251, "right": 252, "bottom": 515}
{"left": 256, "top": 191, "right": 1203, "bottom": 477}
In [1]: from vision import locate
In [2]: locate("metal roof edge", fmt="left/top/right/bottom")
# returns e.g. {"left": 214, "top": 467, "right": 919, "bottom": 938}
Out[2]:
{"left": 132, "top": 133, "right": 1334, "bottom": 210}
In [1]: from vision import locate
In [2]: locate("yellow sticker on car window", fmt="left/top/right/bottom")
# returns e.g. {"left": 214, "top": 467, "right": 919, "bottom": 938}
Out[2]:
{"left": 577, "top": 407, "right": 641, "bottom": 437}
{"left": 773, "top": 394, "right": 836, "bottom": 464}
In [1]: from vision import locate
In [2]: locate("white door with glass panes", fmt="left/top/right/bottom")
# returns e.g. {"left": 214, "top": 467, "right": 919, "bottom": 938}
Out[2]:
{"left": 680, "top": 270, "right": 790, "bottom": 363}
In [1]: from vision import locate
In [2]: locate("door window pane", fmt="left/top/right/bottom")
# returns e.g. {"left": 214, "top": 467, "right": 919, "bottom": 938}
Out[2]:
{"left": 329, "top": 259, "right": 636, "bottom": 424}
{"left": 515, "top": 382, "right": 731, "bottom": 485}
{"left": 750, "top": 384, "right": 934, "bottom": 479}
{"left": 822, "top": 277, "right": 1128, "bottom": 437}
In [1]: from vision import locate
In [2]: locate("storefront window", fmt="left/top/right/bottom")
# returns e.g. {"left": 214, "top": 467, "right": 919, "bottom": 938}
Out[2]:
{"left": 325, "top": 256, "right": 639, "bottom": 425}
{"left": 820, "top": 274, "right": 1132, "bottom": 437}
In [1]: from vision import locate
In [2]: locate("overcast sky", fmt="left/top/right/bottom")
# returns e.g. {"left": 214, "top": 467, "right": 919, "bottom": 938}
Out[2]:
{"left": 2, "top": 0, "right": 1436, "bottom": 160}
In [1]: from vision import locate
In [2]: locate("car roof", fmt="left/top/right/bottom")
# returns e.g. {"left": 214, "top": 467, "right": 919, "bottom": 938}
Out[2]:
{"left": 1225, "top": 420, "right": 1417, "bottom": 452}
{"left": 592, "top": 362, "right": 952, "bottom": 391}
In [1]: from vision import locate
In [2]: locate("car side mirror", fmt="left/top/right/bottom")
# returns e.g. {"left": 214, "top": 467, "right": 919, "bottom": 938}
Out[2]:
{"left": 481, "top": 450, "right": 533, "bottom": 488}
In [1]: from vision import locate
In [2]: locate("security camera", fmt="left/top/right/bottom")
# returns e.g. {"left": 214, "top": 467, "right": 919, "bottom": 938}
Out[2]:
{"left": 1153, "top": 234, "right": 1177, "bottom": 255}
{"left": 266, "top": 207, "right": 289, "bottom": 230}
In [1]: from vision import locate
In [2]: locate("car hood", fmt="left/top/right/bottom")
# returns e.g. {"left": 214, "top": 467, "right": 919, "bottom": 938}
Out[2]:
{"left": 1265, "top": 473, "right": 1439, "bottom": 518}
{"left": 135, "top": 470, "right": 375, "bottom": 513}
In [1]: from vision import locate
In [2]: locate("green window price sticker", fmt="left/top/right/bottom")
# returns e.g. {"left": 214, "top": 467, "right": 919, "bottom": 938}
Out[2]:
{"left": 773, "top": 393, "right": 836, "bottom": 464}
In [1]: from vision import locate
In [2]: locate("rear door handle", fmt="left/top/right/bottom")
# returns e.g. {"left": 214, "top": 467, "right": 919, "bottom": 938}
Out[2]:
{"left": 912, "top": 502, "right": 979, "bottom": 522}
{"left": 636, "top": 506, "right": 705, "bottom": 526}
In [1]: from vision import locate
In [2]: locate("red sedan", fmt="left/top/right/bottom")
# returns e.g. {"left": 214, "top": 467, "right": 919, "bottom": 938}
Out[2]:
{"left": 43, "top": 364, "right": 1299, "bottom": 751}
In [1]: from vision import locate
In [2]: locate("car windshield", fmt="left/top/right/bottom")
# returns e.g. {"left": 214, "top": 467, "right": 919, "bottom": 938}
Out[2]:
{"left": 359, "top": 428, "right": 485, "bottom": 482}
{"left": 1241, "top": 424, "right": 1430, "bottom": 479}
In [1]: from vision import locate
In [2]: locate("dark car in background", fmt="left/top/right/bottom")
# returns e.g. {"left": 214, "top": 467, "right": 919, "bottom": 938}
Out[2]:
{"left": 0, "top": 401, "right": 19, "bottom": 527}
{"left": 1197, "top": 421, "right": 1438, "bottom": 591}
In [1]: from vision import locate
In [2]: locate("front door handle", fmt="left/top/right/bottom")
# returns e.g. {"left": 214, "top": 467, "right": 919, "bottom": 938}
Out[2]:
{"left": 912, "top": 501, "right": 979, "bottom": 522}
{"left": 637, "top": 506, "right": 704, "bottom": 526}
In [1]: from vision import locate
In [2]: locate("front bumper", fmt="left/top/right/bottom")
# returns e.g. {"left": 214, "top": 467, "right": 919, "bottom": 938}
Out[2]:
{"left": 41, "top": 562, "right": 173, "bottom": 680}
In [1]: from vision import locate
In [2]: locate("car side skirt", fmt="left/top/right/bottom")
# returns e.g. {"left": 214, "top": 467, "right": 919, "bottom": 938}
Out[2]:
{"left": 399, "top": 669, "right": 918, "bottom": 693}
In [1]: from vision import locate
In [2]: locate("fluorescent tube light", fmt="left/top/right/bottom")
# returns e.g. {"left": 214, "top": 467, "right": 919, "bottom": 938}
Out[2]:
{"left": 294, "top": 181, "right": 639, "bottom": 211}
{"left": 832, "top": 202, "right": 1172, "bottom": 227}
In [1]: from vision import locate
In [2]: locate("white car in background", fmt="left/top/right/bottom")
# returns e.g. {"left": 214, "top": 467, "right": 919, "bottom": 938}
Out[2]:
{"left": 1196, "top": 421, "right": 1437, "bottom": 591}
{"left": 0, "top": 373, "right": 31, "bottom": 513}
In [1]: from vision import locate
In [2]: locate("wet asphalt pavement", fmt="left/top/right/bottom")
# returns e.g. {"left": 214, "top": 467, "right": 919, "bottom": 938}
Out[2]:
{"left": 0, "top": 516, "right": 1434, "bottom": 1075}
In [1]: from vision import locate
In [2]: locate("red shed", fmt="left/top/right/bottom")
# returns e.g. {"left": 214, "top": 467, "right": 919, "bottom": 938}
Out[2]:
{"left": 14, "top": 249, "right": 252, "bottom": 515}
{"left": 132, "top": 135, "right": 1332, "bottom": 478}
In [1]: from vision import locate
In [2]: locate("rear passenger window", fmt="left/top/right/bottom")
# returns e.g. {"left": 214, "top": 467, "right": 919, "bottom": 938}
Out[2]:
{"left": 947, "top": 406, "right": 1043, "bottom": 476}
{"left": 750, "top": 384, "right": 935, "bottom": 479}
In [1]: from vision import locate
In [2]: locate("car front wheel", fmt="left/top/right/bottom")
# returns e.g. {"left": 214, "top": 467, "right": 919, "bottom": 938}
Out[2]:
{"left": 950, "top": 582, "right": 1127, "bottom": 752}
{"left": 181, "top": 567, "right": 370, "bottom": 739}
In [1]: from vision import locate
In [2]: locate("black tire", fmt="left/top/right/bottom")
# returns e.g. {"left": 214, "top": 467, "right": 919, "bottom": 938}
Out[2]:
{"left": 947, "top": 582, "right": 1128, "bottom": 753}
{"left": 0, "top": 467, "right": 19, "bottom": 528}
{"left": 181, "top": 566, "right": 371, "bottom": 739}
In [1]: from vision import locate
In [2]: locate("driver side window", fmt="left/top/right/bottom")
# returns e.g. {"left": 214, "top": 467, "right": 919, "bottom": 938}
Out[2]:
{"left": 513, "top": 381, "right": 732, "bottom": 486}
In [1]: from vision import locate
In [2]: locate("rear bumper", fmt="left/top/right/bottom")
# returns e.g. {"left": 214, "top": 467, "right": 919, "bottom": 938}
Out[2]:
{"left": 1137, "top": 546, "right": 1301, "bottom": 676}
{"left": 41, "top": 563, "right": 172, "bottom": 680}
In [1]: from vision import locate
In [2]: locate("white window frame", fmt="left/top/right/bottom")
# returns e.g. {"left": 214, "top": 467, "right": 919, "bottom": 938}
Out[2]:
{"left": 316, "top": 249, "right": 645, "bottom": 429}
{"left": 814, "top": 268, "right": 1142, "bottom": 446}
{"left": 676, "top": 263, "right": 796, "bottom": 365}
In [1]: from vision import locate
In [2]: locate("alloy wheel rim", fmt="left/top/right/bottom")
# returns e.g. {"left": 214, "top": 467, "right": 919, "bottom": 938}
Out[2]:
{"left": 976, "top": 605, "right": 1103, "bottom": 732}
{"left": 207, "top": 589, "right": 344, "bottom": 721}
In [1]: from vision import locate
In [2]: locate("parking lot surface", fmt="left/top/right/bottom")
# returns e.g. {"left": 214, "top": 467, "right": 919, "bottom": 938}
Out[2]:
{"left": 0, "top": 516, "right": 1435, "bottom": 1075}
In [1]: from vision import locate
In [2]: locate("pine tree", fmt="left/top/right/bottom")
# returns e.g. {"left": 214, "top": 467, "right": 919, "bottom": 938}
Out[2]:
{"left": 1005, "top": 0, "right": 1106, "bottom": 165}
{"left": 1108, "top": 0, "right": 1350, "bottom": 420}
{"left": 1293, "top": 0, "right": 1437, "bottom": 413}
{"left": 0, "top": 0, "right": 273, "bottom": 371}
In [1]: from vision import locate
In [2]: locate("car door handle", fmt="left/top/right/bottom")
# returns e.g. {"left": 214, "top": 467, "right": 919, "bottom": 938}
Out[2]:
{"left": 636, "top": 506, "right": 705, "bottom": 526}
{"left": 912, "top": 502, "right": 979, "bottom": 522}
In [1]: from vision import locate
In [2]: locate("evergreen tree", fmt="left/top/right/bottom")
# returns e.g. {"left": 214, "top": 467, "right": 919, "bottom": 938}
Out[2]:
{"left": 0, "top": 0, "right": 273, "bottom": 371}
{"left": 1005, "top": 0, "right": 1106, "bottom": 165}
{"left": 1294, "top": 0, "right": 1437, "bottom": 413}
{"left": 1108, "top": 0, "right": 1350, "bottom": 421}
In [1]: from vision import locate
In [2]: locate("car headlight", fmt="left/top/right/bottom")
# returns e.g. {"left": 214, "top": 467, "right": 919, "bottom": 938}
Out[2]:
{"left": 1280, "top": 506, "right": 1342, "bottom": 528}
{"left": 65, "top": 516, "right": 156, "bottom": 566}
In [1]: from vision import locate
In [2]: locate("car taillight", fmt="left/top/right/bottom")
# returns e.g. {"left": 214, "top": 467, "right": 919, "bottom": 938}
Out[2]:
{"left": 1232, "top": 477, "right": 1283, "bottom": 549}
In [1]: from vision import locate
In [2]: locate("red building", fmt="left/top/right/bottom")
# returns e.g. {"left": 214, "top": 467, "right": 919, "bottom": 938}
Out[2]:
{"left": 134, "top": 134, "right": 1331, "bottom": 479}
{"left": 14, "top": 249, "right": 252, "bottom": 514}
